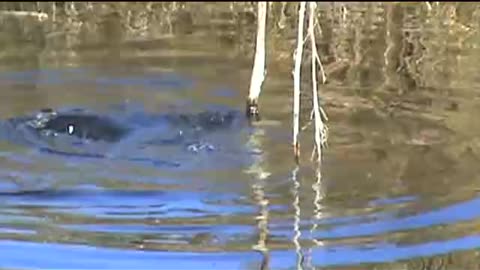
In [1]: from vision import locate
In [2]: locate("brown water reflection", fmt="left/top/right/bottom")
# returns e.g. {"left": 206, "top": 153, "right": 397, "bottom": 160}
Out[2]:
{"left": 1, "top": 2, "right": 480, "bottom": 269}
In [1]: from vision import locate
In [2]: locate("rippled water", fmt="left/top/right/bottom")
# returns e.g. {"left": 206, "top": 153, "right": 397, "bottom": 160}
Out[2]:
{"left": 1, "top": 2, "right": 480, "bottom": 269}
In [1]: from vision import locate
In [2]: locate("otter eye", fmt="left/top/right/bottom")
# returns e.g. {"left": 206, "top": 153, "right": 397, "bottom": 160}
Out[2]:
{"left": 67, "top": 124, "right": 75, "bottom": 135}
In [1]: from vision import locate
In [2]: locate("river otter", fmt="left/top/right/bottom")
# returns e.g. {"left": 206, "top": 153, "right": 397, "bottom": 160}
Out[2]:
{"left": 40, "top": 113, "right": 132, "bottom": 142}
{"left": 19, "top": 108, "right": 132, "bottom": 143}
{"left": 6, "top": 107, "right": 239, "bottom": 144}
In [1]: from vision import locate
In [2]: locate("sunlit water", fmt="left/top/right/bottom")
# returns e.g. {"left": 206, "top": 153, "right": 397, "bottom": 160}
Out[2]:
{"left": 1, "top": 3, "right": 480, "bottom": 269}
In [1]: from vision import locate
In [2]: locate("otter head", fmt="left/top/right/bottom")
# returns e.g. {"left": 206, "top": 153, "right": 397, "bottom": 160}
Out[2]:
{"left": 24, "top": 109, "right": 131, "bottom": 142}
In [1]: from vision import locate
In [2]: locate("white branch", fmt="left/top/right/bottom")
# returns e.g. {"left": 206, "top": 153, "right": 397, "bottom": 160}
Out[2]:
{"left": 309, "top": 2, "right": 328, "bottom": 162}
{"left": 247, "top": 2, "right": 268, "bottom": 102}
{"left": 293, "top": 2, "right": 307, "bottom": 159}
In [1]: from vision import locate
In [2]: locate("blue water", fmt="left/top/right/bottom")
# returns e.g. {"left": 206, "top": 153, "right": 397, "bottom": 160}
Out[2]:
{"left": 0, "top": 63, "right": 479, "bottom": 269}
{"left": 0, "top": 240, "right": 263, "bottom": 270}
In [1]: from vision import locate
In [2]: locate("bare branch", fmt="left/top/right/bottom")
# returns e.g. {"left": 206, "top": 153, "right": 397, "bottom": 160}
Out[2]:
{"left": 308, "top": 2, "right": 328, "bottom": 162}
{"left": 246, "top": 2, "right": 268, "bottom": 121}
{"left": 293, "top": 2, "right": 307, "bottom": 161}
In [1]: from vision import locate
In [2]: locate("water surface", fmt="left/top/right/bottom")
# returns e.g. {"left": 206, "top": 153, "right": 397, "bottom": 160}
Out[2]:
{"left": 1, "top": 2, "right": 480, "bottom": 269}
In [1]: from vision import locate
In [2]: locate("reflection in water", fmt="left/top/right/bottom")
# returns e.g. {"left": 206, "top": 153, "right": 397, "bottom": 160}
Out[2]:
{"left": 1, "top": 2, "right": 480, "bottom": 270}
{"left": 308, "top": 168, "right": 326, "bottom": 268}
{"left": 244, "top": 126, "right": 271, "bottom": 269}
{"left": 291, "top": 166, "right": 304, "bottom": 270}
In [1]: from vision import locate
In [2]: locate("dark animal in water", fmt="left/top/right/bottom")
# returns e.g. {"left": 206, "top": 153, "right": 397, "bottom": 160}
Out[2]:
{"left": 0, "top": 107, "right": 243, "bottom": 167}
{"left": 41, "top": 113, "right": 131, "bottom": 142}
{"left": 6, "top": 107, "right": 239, "bottom": 144}
{"left": 15, "top": 108, "right": 131, "bottom": 142}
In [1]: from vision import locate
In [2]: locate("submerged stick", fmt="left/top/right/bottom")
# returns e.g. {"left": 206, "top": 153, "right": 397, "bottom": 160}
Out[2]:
{"left": 308, "top": 2, "right": 328, "bottom": 162}
{"left": 246, "top": 2, "right": 267, "bottom": 122}
{"left": 0, "top": 11, "right": 48, "bottom": 21}
{"left": 293, "top": 2, "right": 306, "bottom": 161}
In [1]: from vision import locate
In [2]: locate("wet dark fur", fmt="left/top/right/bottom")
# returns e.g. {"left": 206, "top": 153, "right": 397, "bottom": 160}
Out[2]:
{"left": 11, "top": 108, "right": 239, "bottom": 144}
{"left": 40, "top": 114, "right": 131, "bottom": 142}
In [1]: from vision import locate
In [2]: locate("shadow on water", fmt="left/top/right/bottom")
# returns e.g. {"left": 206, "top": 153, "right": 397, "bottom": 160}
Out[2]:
{"left": 2, "top": 2, "right": 480, "bottom": 270}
